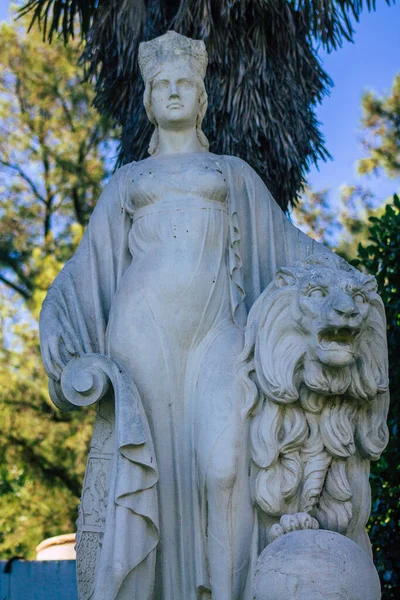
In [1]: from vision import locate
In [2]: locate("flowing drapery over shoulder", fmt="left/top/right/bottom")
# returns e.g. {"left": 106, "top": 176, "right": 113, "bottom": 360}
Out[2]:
{"left": 40, "top": 154, "right": 330, "bottom": 600}
{"left": 41, "top": 164, "right": 133, "bottom": 362}
{"left": 223, "top": 156, "right": 327, "bottom": 327}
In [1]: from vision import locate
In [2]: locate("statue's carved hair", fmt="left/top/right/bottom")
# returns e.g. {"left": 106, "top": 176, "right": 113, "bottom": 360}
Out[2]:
{"left": 238, "top": 255, "right": 389, "bottom": 534}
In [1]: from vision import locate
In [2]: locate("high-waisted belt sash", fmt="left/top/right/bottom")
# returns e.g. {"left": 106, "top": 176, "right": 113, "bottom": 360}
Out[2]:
{"left": 132, "top": 198, "right": 229, "bottom": 223}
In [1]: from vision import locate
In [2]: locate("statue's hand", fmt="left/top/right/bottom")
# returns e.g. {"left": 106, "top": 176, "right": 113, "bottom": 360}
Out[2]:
{"left": 40, "top": 301, "right": 82, "bottom": 381}
{"left": 268, "top": 512, "right": 319, "bottom": 544}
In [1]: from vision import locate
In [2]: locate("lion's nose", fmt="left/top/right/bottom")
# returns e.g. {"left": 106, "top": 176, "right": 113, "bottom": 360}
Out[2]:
{"left": 334, "top": 306, "right": 360, "bottom": 319}
{"left": 332, "top": 298, "right": 360, "bottom": 320}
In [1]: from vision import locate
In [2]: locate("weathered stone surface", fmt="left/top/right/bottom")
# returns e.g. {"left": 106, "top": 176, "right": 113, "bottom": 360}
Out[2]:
{"left": 253, "top": 529, "right": 381, "bottom": 600}
{"left": 239, "top": 254, "right": 389, "bottom": 557}
{"left": 39, "top": 31, "right": 389, "bottom": 600}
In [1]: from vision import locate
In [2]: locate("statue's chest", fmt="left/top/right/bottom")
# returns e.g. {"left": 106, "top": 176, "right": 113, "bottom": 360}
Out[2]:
{"left": 125, "top": 157, "right": 228, "bottom": 211}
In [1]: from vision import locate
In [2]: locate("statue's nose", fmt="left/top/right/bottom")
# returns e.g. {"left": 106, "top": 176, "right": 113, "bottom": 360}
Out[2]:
{"left": 169, "top": 81, "right": 179, "bottom": 97}
{"left": 332, "top": 294, "right": 360, "bottom": 320}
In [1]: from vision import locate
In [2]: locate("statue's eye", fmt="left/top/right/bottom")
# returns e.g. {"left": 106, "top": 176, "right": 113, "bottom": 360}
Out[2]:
{"left": 353, "top": 292, "right": 366, "bottom": 304}
{"left": 153, "top": 80, "right": 169, "bottom": 90}
{"left": 308, "top": 288, "right": 326, "bottom": 298}
{"left": 179, "top": 78, "right": 194, "bottom": 87}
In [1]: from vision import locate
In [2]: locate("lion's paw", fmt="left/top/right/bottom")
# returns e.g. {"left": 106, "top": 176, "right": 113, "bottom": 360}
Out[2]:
{"left": 268, "top": 512, "right": 319, "bottom": 543}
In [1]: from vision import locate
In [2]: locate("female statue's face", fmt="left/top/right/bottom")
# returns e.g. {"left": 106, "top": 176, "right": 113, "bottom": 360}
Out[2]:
{"left": 150, "top": 60, "right": 201, "bottom": 130}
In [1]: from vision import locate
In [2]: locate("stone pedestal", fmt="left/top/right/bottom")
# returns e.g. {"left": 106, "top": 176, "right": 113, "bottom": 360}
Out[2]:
{"left": 36, "top": 533, "right": 76, "bottom": 561}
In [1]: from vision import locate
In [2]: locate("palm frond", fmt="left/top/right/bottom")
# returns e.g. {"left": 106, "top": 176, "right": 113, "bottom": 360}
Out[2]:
{"left": 18, "top": 0, "right": 98, "bottom": 42}
{"left": 19, "top": 0, "right": 397, "bottom": 209}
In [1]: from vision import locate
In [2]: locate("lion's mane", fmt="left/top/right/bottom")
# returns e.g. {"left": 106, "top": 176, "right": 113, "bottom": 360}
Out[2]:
{"left": 239, "top": 256, "right": 389, "bottom": 535}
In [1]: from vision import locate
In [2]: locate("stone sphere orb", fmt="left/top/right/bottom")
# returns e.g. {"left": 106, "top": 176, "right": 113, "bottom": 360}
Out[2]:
{"left": 253, "top": 529, "right": 381, "bottom": 600}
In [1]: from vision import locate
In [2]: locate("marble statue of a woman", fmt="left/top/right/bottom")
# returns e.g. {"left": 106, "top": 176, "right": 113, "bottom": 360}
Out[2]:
{"left": 40, "top": 31, "right": 332, "bottom": 600}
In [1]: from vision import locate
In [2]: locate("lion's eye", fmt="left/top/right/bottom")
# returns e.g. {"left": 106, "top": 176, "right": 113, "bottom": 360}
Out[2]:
{"left": 308, "top": 288, "right": 326, "bottom": 298}
{"left": 353, "top": 293, "right": 366, "bottom": 304}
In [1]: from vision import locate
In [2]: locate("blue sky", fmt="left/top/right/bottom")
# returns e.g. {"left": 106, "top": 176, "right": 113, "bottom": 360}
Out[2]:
{"left": 1, "top": 0, "right": 399, "bottom": 205}
{"left": 308, "top": 1, "right": 400, "bottom": 205}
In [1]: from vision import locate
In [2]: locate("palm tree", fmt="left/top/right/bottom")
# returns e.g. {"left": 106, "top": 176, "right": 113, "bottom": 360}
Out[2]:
{"left": 19, "top": 0, "right": 395, "bottom": 210}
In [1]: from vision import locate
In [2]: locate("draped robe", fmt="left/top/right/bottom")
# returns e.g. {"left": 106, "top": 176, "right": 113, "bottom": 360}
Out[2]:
{"left": 40, "top": 154, "right": 328, "bottom": 599}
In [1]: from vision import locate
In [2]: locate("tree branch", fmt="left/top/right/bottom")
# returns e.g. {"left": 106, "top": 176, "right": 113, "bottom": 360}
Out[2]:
{"left": 58, "top": 94, "right": 76, "bottom": 133}
{"left": 81, "top": 123, "right": 100, "bottom": 157}
{"left": 37, "top": 122, "right": 55, "bottom": 237}
{"left": 0, "top": 250, "right": 33, "bottom": 293}
{"left": 0, "top": 274, "right": 31, "bottom": 299}
{"left": 0, "top": 159, "right": 46, "bottom": 204}
{"left": 71, "top": 186, "right": 87, "bottom": 226}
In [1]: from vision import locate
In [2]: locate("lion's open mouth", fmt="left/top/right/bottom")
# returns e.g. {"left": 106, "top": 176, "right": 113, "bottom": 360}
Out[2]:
{"left": 317, "top": 326, "right": 359, "bottom": 350}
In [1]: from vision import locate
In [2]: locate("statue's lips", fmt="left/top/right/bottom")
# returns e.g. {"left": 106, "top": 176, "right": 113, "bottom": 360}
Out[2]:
{"left": 317, "top": 326, "right": 360, "bottom": 352}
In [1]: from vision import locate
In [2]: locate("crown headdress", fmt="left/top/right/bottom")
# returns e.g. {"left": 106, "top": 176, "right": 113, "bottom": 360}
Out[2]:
{"left": 139, "top": 31, "right": 208, "bottom": 82}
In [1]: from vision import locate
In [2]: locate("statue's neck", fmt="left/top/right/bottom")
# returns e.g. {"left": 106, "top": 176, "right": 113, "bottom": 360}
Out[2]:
{"left": 156, "top": 127, "right": 206, "bottom": 156}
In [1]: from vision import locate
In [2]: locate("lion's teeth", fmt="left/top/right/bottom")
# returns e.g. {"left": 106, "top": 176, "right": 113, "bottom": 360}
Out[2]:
{"left": 320, "top": 339, "right": 349, "bottom": 349}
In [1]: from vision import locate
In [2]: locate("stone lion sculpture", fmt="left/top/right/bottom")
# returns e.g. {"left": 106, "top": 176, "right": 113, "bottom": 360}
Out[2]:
{"left": 239, "top": 254, "right": 389, "bottom": 556}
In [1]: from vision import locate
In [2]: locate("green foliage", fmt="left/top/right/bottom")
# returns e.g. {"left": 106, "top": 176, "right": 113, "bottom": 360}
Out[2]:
{"left": 290, "top": 187, "right": 334, "bottom": 244}
{"left": 358, "top": 194, "right": 400, "bottom": 599}
{"left": 0, "top": 16, "right": 117, "bottom": 303}
{"left": 0, "top": 295, "right": 94, "bottom": 556}
{"left": 358, "top": 74, "right": 400, "bottom": 178}
{"left": 0, "top": 15, "right": 116, "bottom": 558}
{"left": 291, "top": 183, "right": 384, "bottom": 261}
